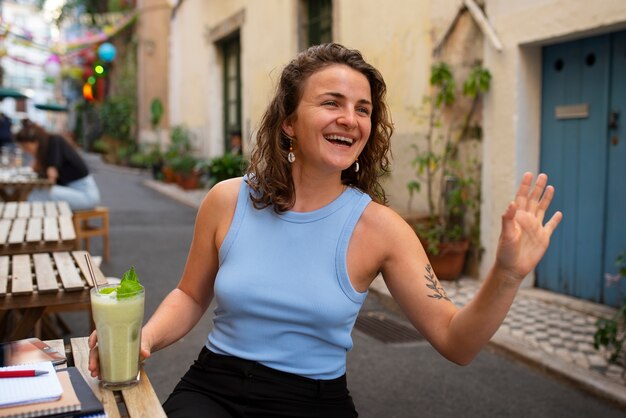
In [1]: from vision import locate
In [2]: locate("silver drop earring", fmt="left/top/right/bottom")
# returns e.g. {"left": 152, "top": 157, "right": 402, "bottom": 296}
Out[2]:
{"left": 288, "top": 138, "right": 296, "bottom": 163}
{"left": 354, "top": 159, "right": 359, "bottom": 173}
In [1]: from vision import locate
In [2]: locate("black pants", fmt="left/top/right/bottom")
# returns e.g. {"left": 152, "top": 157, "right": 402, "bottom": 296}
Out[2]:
{"left": 163, "top": 347, "right": 358, "bottom": 418}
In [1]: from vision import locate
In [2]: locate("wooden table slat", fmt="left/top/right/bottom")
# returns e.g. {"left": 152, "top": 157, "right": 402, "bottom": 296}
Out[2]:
{"left": 59, "top": 216, "right": 76, "bottom": 241}
{"left": 17, "top": 202, "right": 30, "bottom": 218}
{"left": 0, "top": 255, "right": 9, "bottom": 295}
{"left": 73, "top": 251, "right": 107, "bottom": 287}
{"left": 43, "top": 217, "right": 60, "bottom": 242}
{"left": 0, "top": 219, "right": 10, "bottom": 244}
{"left": 8, "top": 218, "right": 26, "bottom": 244}
{"left": 53, "top": 252, "right": 84, "bottom": 291}
{"left": 11, "top": 254, "right": 33, "bottom": 295}
{"left": 122, "top": 371, "right": 167, "bottom": 418}
{"left": 3, "top": 202, "right": 17, "bottom": 219}
{"left": 33, "top": 253, "right": 59, "bottom": 293}
{"left": 44, "top": 202, "right": 58, "bottom": 217}
{"left": 26, "top": 218, "right": 42, "bottom": 243}
{"left": 70, "top": 338, "right": 122, "bottom": 418}
{"left": 57, "top": 201, "right": 72, "bottom": 217}
{"left": 32, "top": 202, "right": 44, "bottom": 218}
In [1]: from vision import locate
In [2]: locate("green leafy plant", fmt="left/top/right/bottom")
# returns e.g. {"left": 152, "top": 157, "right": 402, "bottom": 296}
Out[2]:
{"left": 150, "top": 98, "right": 164, "bottom": 129}
{"left": 407, "top": 62, "right": 490, "bottom": 256}
{"left": 205, "top": 154, "right": 248, "bottom": 187}
{"left": 171, "top": 154, "right": 198, "bottom": 176}
{"left": 99, "top": 96, "right": 135, "bottom": 142}
{"left": 164, "top": 125, "right": 192, "bottom": 164}
{"left": 594, "top": 252, "right": 626, "bottom": 364}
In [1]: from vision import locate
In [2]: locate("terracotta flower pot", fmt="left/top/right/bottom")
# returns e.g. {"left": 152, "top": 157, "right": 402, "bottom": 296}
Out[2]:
{"left": 420, "top": 239, "right": 469, "bottom": 281}
{"left": 176, "top": 172, "right": 199, "bottom": 190}
{"left": 161, "top": 166, "right": 176, "bottom": 183}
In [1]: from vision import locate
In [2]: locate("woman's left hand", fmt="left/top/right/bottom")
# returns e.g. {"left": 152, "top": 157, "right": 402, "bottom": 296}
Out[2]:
{"left": 495, "top": 172, "right": 563, "bottom": 283}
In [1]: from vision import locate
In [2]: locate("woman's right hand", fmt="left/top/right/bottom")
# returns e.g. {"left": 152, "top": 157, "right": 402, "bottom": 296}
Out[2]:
{"left": 87, "top": 330, "right": 153, "bottom": 379}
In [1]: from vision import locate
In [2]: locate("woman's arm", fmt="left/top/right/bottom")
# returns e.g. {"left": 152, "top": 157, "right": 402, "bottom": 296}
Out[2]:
{"left": 89, "top": 178, "right": 241, "bottom": 376}
{"left": 381, "top": 173, "right": 562, "bottom": 365}
{"left": 46, "top": 166, "right": 58, "bottom": 183}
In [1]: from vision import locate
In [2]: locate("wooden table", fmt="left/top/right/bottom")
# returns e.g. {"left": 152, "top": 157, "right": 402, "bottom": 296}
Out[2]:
{"left": 0, "top": 201, "right": 73, "bottom": 219}
{"left": 0, "top": 250, "right": 107, "bottom": 342}
{"left": 0, "top": 176, "right": 52, "bottom": 202}
{"left": 0, "top": 202, "right": 76, "bottom": 255}
{"left": 47, "top": 337, "right": 166, "bottom": 418}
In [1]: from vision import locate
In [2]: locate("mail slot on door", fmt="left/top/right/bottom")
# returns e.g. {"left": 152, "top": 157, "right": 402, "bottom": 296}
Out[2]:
{"left": 555, "top": 103, "right": 589, "bottom": 120}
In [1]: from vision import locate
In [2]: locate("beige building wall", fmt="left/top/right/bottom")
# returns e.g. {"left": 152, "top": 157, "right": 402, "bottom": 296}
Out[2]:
{"left": 137, "top": 0, "right": 171, "bottom": 145}
{"left": 168, "top": 0, "right": 212, "bottom": 154}
{"left": 169, "top": 0, "right": 433, "bottom": 205}
{"left": 168, "top": 0, "right": 626, "bottom": 285}
{"left": 336, "top": 0, "right": 432, "bottom": 212}
{"left": 447, "top": 0, "right": 626, "bottom": 283}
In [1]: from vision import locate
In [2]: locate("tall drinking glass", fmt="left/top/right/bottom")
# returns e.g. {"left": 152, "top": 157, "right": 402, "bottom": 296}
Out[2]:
{"left": 90, "top": 284, "right": 145, "bottom": 389}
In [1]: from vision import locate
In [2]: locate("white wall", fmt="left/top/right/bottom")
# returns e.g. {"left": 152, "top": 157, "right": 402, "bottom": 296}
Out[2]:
{"left": 479, "top": 0, "right": 626, "bottom": 283}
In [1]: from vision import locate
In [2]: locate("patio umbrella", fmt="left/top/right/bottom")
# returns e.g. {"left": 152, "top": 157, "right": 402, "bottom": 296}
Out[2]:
{"left": 34, "top": 103, "right": 68, "bottom": 112}
{"left": 0, "top": 87, "right": 27, "bottom": 100}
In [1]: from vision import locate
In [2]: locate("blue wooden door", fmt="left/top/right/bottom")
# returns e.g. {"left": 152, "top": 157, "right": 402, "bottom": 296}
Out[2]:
{"left": 538, "top": 31, "right": 626, "bottom": 307}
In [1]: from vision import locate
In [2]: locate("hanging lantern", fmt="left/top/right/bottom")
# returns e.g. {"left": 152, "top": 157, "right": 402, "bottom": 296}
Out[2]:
{"left": 82, "top": 66, "right": 94, "bottom": 81}
{"left": 44, "top": 55, "right": 62, "bottom": 78}
{"left": 81, "top": 48, "right": 97, "bottom": 65}
{"left": 83, "top": 83, "right": 94, "bottom": 101}
{"left": 97, "top": 42, "right": 117, "bottom": 62}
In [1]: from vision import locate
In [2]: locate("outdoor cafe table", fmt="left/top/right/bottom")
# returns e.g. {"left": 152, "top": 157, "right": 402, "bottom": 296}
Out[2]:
{"left": 0, "top": 201, "right": 76, "bottom": 255}
{"left": 0, "top": 169, "right": 52, "bottom": 202}
{"left": 46, "top": 337, "right": 167, "bottom": 418}
{"left": 0, "top": 250, "right": 107, "bottom": 342}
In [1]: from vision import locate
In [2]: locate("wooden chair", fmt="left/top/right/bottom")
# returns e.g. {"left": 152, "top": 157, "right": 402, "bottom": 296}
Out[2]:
{"left": 73, "top": 206, "right": 110, "bottom": 262}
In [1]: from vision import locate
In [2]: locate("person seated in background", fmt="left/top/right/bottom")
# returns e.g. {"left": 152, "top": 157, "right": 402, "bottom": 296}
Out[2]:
{"left": 229, "top": 130, "right": 243, "bottom": 156}
{"left": 0, "top": 112, "right": 15, "bottom": 153}
{"left": 15, "top": 119, "right": 101, "bottom": 210}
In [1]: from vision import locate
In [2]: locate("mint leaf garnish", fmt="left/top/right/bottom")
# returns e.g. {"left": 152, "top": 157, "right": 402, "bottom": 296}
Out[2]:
{"left": 99, "top": 287, "right": 116, "bottom": 294}
{"left": 122, "top": 266, "right": 139, "bottom": 283}
{"left": 117, "top": 266, "right": 143, "bottom": 299}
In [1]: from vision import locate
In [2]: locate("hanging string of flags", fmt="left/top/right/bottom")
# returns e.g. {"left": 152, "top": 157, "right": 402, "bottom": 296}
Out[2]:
{"left": 0, "top": 9, "right": 140, "bottom": 103}
{"left": 0, "top": 10, "right": 138, "bottom": 58}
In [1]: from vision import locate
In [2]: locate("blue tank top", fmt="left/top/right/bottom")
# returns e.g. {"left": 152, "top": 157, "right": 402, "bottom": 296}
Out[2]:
{"left": 207, "top": 179, "right": 371, "bottom": 379}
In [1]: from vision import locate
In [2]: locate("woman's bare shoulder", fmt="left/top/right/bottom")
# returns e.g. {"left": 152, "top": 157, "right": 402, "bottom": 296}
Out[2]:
{"left": 360, "top": 201, "right": 412, "bottom": 234}
{"left": 200, "top": 177, "right": 242, "bottom": 211}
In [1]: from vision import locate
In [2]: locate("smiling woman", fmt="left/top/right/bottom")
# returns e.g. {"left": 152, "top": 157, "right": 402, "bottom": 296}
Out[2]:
{"left": 88, "top": 43, "right": 562, "bottom": 418}
{"left": 247, "top": 43, "right": 393, "bottom": 213}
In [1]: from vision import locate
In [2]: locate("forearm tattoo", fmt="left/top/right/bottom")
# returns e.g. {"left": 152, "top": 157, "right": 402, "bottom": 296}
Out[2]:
{"left": 425, "top": 264, "right": 450, "bottom": 301}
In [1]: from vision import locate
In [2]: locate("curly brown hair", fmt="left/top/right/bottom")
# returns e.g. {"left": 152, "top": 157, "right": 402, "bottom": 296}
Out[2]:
{"left": 247, "top": 43, "right": 393, "bottom": 212}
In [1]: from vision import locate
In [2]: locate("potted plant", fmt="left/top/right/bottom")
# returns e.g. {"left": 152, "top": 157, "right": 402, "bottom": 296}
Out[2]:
{"left": 206, "top": 153, "right": 248, "bottom": 187}
{"left": 171, "top": 154, "right": 200, "bottom": 190}
{"left": 406, "top": 62, "right": 491, "bottom": 280}
{"left": 594, "top": 251, "right": 626, "bottom": 365}
{"left": 162, "top": 125, "right": 192, "bottom": 183}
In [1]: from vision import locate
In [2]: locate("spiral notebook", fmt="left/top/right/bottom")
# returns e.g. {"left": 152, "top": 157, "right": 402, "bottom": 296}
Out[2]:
{"left": 0, "top": 367, "right": 80, "bottom": 418}
{"left": 0, "top": 362, "right": 63, "bottom": 408}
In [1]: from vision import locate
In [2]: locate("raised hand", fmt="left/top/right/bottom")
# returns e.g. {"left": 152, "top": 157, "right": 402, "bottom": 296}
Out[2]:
{"left": 495, "top": 172, "right": 563, "bottom": 282}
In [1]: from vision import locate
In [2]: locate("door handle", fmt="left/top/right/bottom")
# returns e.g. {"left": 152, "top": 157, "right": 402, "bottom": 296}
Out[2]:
{"left": 608, "top": 110, "right": 619, "bottom": 130}
{"left": 609, "top": 110, "right": 620, "bottom": 146}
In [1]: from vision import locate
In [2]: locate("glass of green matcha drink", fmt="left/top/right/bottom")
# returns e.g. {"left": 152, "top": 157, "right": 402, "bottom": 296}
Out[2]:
{"left": 90, "top": 267, "right": 145, "bottom": 389}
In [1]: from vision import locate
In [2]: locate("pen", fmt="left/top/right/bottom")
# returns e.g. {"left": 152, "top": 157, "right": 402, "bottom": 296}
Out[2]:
{"left": 0, "top": 370, "right": 49, "bottom": 378}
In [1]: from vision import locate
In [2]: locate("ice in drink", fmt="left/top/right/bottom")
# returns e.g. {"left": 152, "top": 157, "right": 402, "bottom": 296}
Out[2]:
{"left": 91, "top": 284, "right": 145, "bottom": 389}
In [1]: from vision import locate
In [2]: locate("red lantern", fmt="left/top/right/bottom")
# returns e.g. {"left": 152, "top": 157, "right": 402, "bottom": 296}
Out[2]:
{"left": 81, "top": 48, "right": 97, "bottom": 65}
{"left": 82, "top": 66, "right": 94, "bottom": 81}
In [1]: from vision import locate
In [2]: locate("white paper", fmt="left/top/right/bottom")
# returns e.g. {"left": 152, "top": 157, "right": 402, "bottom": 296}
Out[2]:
{"left": 0, "top": 361, "right": 62, "bottom": 408}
